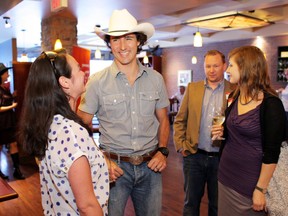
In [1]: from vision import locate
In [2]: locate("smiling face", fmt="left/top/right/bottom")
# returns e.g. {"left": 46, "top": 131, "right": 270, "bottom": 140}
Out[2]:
{"left": 66, "top": 55, "right": 85, "bottom": 100}
{"left": 110, "top": 33, "right": 140, "bottom": 67}
{"left": 226, "top": 56, "right": 240, "bottom": 84}
{"left": 204, "top": 53, "right": 226, "bottom": 86}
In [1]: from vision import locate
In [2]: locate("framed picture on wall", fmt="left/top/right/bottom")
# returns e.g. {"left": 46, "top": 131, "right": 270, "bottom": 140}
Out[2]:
{"left": 178, "top": 70, "right": 193, "bottom": 86}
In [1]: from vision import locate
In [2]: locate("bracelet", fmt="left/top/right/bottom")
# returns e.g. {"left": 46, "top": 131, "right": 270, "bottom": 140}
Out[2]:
{"left": 255, "top": 185, "right": 268, "bottom": 194}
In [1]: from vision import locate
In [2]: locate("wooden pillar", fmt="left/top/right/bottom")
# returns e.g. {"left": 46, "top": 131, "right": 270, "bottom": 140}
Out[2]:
{"left": 41, "top": 12, "right": 77, "bottom": 54}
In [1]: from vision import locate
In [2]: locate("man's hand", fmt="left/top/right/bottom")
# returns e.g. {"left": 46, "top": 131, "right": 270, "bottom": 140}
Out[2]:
{"left": 147, "top": 152, "right": 167, "bottom": 172}
{"left": 105, "top": 158, "right": 124, "bottom": 182}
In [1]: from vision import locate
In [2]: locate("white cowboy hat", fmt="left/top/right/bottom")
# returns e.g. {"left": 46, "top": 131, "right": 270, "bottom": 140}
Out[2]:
{"left": 95, "top": 9, "right": 155, "bottom": 40}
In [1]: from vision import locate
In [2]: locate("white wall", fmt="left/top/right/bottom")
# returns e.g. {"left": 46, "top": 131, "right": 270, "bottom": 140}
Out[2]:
{"left": 90, "top": 59, "right": 113, "bottom": 76}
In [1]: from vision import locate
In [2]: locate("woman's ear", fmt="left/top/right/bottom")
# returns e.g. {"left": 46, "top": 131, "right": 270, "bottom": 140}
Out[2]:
{"left": 58, "top": 76, "right": 70, "bottom": 89}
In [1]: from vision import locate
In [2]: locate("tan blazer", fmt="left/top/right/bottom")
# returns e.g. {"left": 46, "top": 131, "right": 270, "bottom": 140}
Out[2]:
{"left": 173, "top": 79, "right": 235, "bottom": 154}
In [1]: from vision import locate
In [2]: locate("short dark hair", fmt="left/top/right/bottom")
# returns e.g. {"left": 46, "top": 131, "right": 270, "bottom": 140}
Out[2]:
{"left": 104, "top": 32, "right": 147, "bottom": 53}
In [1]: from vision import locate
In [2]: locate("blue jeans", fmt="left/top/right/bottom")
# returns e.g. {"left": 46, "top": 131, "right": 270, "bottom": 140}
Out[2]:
{"left": 183, "top": 153, "right": 219, "bottom": 216}
{"left": 108, "top": 161, "right": 162, "bottom": 216}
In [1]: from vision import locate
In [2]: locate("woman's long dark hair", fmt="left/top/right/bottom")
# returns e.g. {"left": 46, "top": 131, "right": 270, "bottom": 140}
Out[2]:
{"left": 228, "top": 46, "right": 277, "bottom": 101}
{"left": 18, "top": 52, "right": 91, "bottom": 160}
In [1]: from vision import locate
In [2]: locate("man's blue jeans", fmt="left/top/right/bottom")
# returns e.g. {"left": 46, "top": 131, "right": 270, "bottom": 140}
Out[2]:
{"left": 183, "top": 152, "right": 219, "bottom": 216}
{"left": 108, "top": 161, "right": 162, "bottom": 216}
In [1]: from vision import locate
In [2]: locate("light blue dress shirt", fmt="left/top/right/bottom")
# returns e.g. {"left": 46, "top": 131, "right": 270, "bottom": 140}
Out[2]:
{"left": 79, "top": 61, "right": 169, "bottom": 155}
{"left": 198, "top": 79, "right": 224, "bottom": 152}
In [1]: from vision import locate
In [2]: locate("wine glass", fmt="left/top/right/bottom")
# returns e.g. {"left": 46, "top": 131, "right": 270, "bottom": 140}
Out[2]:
{"left": 211, "top": 107, "right": 225, "bottom": 140}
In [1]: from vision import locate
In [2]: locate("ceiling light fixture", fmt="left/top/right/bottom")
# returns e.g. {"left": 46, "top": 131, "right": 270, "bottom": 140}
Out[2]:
{"left": 142, "top": 55, "right": 151, "bottom": 67}
{"left": 94, "top": 25, "right": 102, "bottom": 59}
{"left": 95, "top": 48, "right": 101, "bottom": 59}
{"left": 3, "top": 16, "right": 11, "bottom": 28}
{"left": 54, "top": 38, "right": 62, "bottom": 50}
{"left": 143, "top": 55, "right": 149, "bottom": 64}
{"left": 191, "top": 56, "right": 197, "bottom": 64}
{"left": 185, "top": 11, "right": 274, "bottom": 31}
{"left": 193, "top": 28, "right": 202, "bottom": 47}
{"left": 20, "top": 53, "right": 28, "bottom": 62}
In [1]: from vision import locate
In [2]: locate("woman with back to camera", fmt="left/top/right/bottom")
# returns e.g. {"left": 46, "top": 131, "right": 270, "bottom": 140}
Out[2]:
{"left": 0, "top": 63, "right": 25, "bottom": 179}
{"left": 18, "top": 51, "right": 109, "bottom": 215}
{"left": 218, "top": 46, "right": 286, "bottom": 215}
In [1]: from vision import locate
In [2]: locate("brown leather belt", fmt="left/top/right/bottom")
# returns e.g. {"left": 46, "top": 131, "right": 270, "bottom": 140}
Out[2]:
{"left": 104, "top": 149, "right": 157, "bottom": 165}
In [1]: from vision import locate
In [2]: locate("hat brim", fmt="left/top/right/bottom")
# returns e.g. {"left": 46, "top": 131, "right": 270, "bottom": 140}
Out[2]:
{"left": 95, "top": 23, "right": 155, "bottom": 40}
{"left": 0, "top": 67, "right": 12, "bottom": 74}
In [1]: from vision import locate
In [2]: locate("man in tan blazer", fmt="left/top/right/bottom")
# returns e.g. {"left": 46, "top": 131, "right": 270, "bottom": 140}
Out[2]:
{"left": 173, "top": 50, "right": 235, "bottom": 216}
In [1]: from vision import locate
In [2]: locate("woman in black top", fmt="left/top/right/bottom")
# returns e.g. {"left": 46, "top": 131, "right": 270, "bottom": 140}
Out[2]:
{"left": 0, "top": 63, "right": 25, "bottom": 179}
{"left": 218, "top": 46, "right": 285, "bottom": 215}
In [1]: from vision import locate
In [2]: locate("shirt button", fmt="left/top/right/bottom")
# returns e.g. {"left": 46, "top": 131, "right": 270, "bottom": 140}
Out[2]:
{"left": 114, "top": 99, "right": 117, "bottom": 103}
{"left": 133, "top": 127, "right": 136, "bottom": 130}
{"left": 132, "top": 111, "right": 135, "bottom": 114}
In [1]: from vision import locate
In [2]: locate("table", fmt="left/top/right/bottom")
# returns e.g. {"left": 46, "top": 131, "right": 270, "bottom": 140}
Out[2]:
{"left": 0, "top": 178, "right": 18, "bottom": 202}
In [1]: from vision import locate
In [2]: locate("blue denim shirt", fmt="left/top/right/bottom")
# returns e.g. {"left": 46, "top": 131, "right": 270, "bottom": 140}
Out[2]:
{"left": 198, "top": 79, "right": 224, "bottom": 152}
{"left": 79, "top": 61, "right": 169, "bottom": 155}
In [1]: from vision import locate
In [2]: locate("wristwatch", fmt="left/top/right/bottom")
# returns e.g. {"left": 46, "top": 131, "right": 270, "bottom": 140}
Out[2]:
{"left": 255, "top": 185, "right": 268, "bottom": 194}
{"left": 157, "top": 147, "right": 169, "bottom": 157}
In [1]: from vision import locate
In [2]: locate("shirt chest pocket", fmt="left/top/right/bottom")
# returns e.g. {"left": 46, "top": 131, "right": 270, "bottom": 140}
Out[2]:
{"left": 140, "top": 91, "right": 160, "bottom": 116}
{"left": 103, "top": 94, "right": 127, "bottom": 120}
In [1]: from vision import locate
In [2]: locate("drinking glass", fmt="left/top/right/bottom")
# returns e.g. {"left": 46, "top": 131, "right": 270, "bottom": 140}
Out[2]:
{"left": 211, "top": 107, "right": 225, "bottom": 140}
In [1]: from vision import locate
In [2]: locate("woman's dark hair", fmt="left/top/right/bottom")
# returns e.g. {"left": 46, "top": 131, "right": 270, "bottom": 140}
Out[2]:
{"left": 104, "top": 32, "right": 147, "bottom": 53}
{"left": 228, "top": 46, "right": 277, "bottom": 101}
{"left": 18, "top": 51, "right": 91, "bottom": 160}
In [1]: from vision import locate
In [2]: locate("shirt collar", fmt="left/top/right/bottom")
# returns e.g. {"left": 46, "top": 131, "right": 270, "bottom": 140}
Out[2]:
{"left": 111, "top": 60, "right": 148, "bottom": 78}
{"left": 204, "top": 78, "right": 224, "bottom": 89}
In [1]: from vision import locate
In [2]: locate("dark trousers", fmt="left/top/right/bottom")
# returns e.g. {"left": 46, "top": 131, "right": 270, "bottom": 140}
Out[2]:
{"left": 183, "top": 152, "right": 219, "bottom": 216}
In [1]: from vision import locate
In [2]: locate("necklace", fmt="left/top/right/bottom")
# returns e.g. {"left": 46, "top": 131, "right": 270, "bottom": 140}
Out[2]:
{"left": 239, "top": 97, "right": 253, "bottom": 105}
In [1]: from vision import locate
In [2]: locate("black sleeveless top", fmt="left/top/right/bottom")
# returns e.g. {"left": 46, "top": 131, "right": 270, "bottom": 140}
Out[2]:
{"left": 0, "top": 86, "right": 16, "bottom": 130}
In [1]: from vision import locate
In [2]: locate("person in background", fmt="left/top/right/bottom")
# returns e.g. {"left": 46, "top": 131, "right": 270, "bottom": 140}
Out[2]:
{"left": 218, "top": 46, "right": 286, "bottom": 215}
{"left": 171, "top": 85, "right": 186, "bottom": 104}
{"left": 277, "top": 69, "right": 288, "bottom": 140}
{"left": 18, "top": 51, "right": 109, "bottom": 215}
{"left": 174, "top": 50, "right": 235, "bottom": 216}
{"left": 0, "top": 63, "right": 25, "bottom": 180}
{"left": 78, "top": 9, "right": 170, "bottom": 216}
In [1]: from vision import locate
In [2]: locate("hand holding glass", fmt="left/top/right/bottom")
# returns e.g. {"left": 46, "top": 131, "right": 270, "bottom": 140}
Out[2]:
{"left": 211, "top": 107, "right": 225, "bottom": 140}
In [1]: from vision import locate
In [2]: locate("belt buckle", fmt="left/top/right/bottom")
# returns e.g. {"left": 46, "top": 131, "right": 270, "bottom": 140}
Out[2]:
{"left": 129, "top": 155, "right": 143, "bottom": 165}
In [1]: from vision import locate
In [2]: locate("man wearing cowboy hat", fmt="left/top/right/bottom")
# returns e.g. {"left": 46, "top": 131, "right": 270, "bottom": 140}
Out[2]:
{"left": 78, "top": 9, "right": 170, "bottom": 216}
